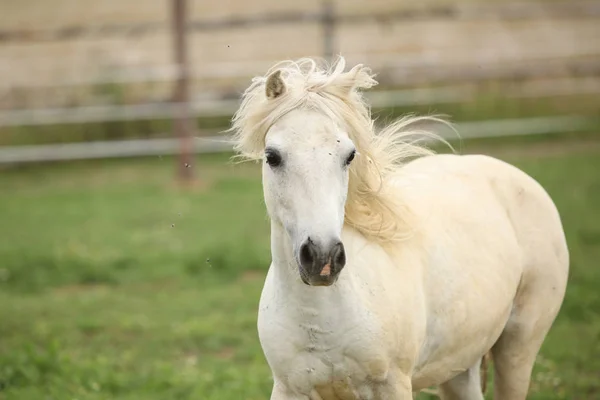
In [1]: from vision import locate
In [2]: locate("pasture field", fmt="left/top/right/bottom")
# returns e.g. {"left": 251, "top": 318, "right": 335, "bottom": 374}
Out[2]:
{"left": 0, "top": 138, "right": 599, "bottom": 399}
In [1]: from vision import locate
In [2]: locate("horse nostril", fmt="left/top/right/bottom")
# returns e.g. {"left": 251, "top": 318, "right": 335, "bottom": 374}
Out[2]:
{"left": 299, "top": 239, "right": 316, "bottom": 268}
{"left": 331, "top": 242, "right": 346, "bottom": 269}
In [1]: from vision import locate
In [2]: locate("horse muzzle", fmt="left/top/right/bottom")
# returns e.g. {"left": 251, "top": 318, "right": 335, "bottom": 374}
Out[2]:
{"left": 298, "top": 237, "right": 346, "bottom": 286}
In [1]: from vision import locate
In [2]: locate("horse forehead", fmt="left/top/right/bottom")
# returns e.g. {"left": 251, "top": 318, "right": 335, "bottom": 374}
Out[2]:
{"left": 289, "top": 131, "right": 339, "bottom": 149}
{"left": 268, "top": 110, "right": 343, "bottom": 147}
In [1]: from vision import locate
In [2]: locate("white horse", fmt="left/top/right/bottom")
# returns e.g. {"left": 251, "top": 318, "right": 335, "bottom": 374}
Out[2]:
{"left": 229, "top": 57, "right": 569, "bottom": 400}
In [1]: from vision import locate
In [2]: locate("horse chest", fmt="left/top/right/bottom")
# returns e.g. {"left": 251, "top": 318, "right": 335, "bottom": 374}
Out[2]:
{"left": 290, "top": 322, "right": 384, "bottom": 399}
{"left": 258, "top": 293, "right": 388, "bottom": 399}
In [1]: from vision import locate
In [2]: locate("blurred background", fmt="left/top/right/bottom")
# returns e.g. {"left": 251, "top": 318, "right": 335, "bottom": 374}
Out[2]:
{"left": 0, "top": 0, "right": 598, "bottom": 399}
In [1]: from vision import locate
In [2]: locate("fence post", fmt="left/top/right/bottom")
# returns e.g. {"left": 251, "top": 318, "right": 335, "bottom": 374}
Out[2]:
{"left": 171, "top": 0, "right": 194, "bottom": 183}
{"left": 322, "top": 0, "right": 335, "bottom": 64}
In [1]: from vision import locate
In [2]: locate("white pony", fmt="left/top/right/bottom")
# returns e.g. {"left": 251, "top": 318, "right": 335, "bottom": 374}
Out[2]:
{"left": 230, "top": 57, "right": 569, "bottom": 400}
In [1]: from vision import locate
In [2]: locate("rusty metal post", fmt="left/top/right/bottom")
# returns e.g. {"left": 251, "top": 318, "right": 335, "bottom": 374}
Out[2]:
{"left": 171, "top": 0, "right": 194, "bottom": 182}
{"left": 322, "top": 0, "right": 335, "bottom": 64}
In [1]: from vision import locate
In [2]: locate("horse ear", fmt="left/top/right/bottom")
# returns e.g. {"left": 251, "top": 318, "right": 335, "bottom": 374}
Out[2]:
{"left": 265, "top": 70, "right": 286, "bottom": 99}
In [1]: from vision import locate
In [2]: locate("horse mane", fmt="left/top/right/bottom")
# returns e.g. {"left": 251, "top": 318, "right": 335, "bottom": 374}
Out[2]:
{"left": 229, "top": 56, "right": 452, "bottom": 244}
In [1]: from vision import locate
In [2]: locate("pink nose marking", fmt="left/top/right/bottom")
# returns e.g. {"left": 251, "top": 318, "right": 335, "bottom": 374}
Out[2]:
{"left": 320, "top": 259, "right": 332, "bottom": 276}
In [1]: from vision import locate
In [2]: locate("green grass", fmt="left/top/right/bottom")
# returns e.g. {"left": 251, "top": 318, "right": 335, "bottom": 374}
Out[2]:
{"left": 0, "top": 143, "right": 599, "bottom": 399}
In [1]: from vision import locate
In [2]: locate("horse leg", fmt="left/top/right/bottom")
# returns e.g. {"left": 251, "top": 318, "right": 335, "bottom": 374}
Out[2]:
{"left": 269, "top": 382, "right": 310, "bottom": 400}
{"left": 489, "top": 325, "right": 548, "bottom": 400}
{"left": 490, "top": 281, "right": 564, "bottom": 400}
{"left": 374, "top": 370, "right": 413, "bottom": 400}
{"left": 437, "top": 357, "right": 485, "bottom": 400}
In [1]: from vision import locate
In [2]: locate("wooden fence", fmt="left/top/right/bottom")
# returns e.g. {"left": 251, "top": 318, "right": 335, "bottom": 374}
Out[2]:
{"left": 0, "top": 0, "right": 599, "bottom": 166}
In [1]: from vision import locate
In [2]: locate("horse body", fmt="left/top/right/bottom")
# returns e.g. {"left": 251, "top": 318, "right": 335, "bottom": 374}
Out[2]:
{"left": 400, "top": 153, "right": 569, "bottom": 392}
{"left": 231, "top": 57, "right": 568, "bottom": 399}
{"left": 258, "top": 154, "right": 567, "bottom": 399}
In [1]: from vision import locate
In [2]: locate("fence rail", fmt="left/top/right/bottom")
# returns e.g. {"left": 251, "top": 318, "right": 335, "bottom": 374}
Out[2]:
{"left": 3, "top": 76, "right": 600, "bottom": 128}
{"left": 1, "top": 1, "right": 598, "bottom": 44}
{"left": 4, "top": 57, "right": 600, "bottom": 93}
{"left": 1, "top": 115, "right": 597, "bottom": 164}
{"left": 1, "top": 0, "right": 599, "bottom": 165}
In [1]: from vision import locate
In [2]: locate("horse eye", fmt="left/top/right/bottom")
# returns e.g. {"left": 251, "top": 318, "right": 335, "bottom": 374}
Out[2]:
{"left": 345, "top": 150, "right": 356, "bottom": 166}
{"left": 265, "top": 149, "right": 282, "bottom": 167}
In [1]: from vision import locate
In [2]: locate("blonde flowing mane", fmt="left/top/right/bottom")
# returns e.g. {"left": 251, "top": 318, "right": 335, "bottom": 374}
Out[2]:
{"left": 229, "top": 56, "right": 452, "bottom": 243}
